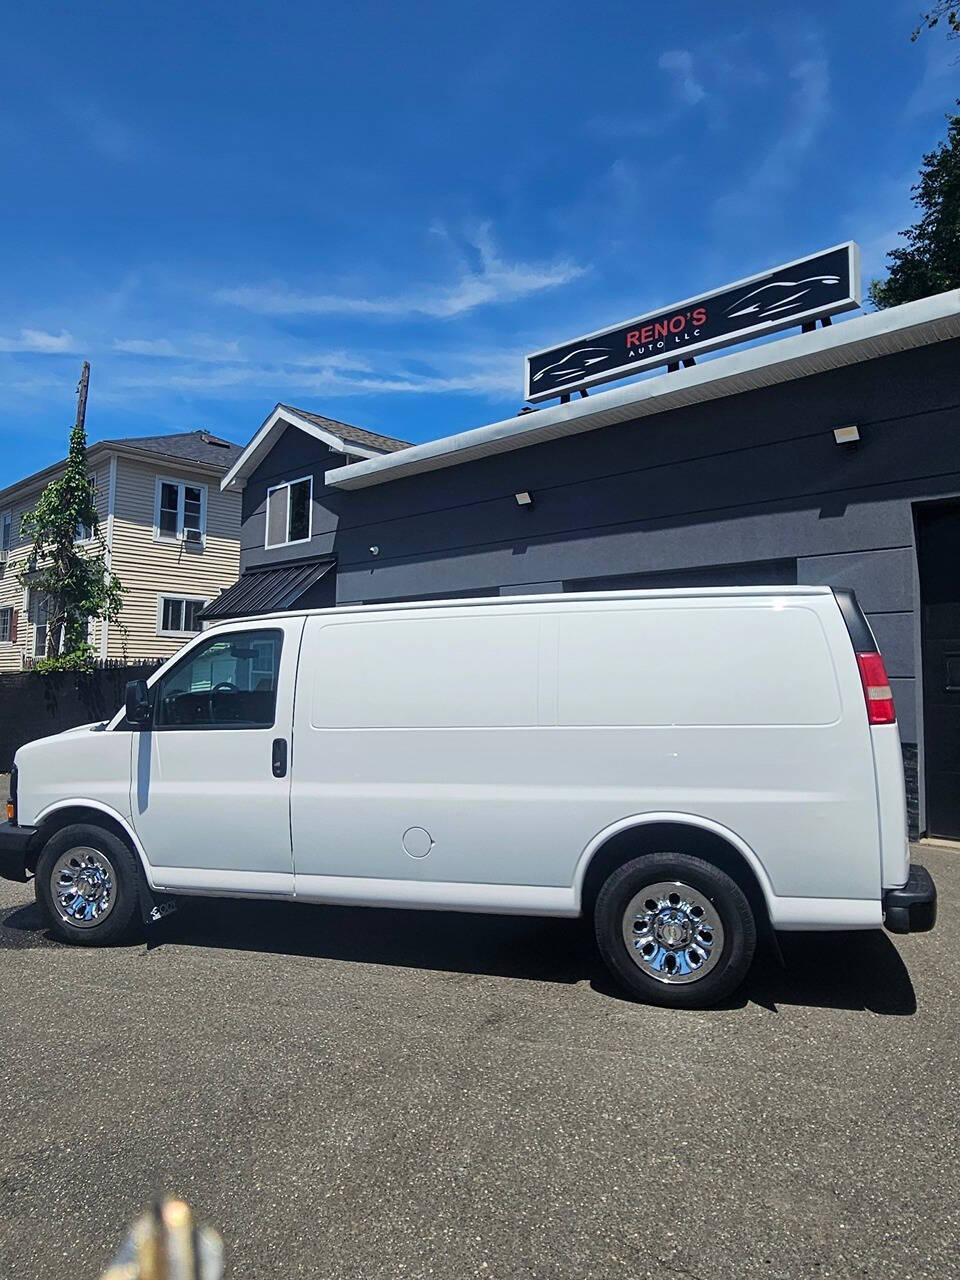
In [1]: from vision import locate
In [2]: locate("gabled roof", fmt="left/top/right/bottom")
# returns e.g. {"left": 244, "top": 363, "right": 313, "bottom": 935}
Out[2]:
{"left": 0, "top": 428, "right": 243, "bottom": 509}
{"left": 325, "top": 288, "right": 960, "bottom": 491}
{"left": 277, "top": 405, "right": 409, "bottom": 455}
{"left": 221, "top": 403, "right": 410, "bottom": 491}
{"left": 100, "top": 429, "right": 243, "bottom": 468}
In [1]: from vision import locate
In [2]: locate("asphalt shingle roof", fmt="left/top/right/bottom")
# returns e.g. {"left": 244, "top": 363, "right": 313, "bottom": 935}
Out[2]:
{"left": 102, "top": 429, "right": 244, "bottom": 468}
{"left": 278, "top": 404, "right": 410, "bottom": 454}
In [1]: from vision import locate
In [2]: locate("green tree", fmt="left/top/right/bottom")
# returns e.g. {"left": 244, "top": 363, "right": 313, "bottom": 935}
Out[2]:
{"left": 912, "top": 4, "right": 960, "bottom": 42}
{"left": 870, "top": 103, "right": 960, "bottom": 308}
{"left": 18, "top": 364, "right": 125, "bottom": 668}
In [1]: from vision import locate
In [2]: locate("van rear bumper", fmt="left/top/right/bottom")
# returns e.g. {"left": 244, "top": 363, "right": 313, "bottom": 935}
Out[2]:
{"left": 883, "top": 863, "right": 937, "bottom": 934}
{"left": 0, "top": 822, "right": 38, "bottom": 883}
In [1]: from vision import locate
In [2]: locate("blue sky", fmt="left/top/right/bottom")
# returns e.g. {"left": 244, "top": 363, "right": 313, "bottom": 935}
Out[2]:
{"left": 0, "top": 0, "right": 957, "bottom": 477}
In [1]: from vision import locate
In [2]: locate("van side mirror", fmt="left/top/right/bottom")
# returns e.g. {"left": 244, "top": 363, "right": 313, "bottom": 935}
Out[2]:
{"left": 125, "top": 679, "right": 153, "bottom": 727}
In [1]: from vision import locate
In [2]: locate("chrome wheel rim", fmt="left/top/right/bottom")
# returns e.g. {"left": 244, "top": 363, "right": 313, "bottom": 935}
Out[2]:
{"left": 50, "top": 846, "right": 117, "bottom": 928}
{"left": 622, "top": 880, "right": 724, "bottom": 985}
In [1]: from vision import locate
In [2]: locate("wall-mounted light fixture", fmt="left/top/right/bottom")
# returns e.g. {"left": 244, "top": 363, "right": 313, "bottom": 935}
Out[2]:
{"left": 515, "top": 491, "right": 533, "bottom": 508}
{"left": 833, "top": 424, "right": 860, "bottom": 446}
{"left": 369, "top": 545, "right": 380, "bottom": 556}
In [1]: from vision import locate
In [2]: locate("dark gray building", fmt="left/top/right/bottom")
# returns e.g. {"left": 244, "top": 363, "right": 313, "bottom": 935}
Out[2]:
{"left": 212, "top": 290, "right": 960, "bottom": 839}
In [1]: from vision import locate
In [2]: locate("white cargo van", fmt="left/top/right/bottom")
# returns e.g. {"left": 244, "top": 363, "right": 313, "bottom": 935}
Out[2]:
{"left": 0, "top": 587, "right": 936, "bottom": 1007}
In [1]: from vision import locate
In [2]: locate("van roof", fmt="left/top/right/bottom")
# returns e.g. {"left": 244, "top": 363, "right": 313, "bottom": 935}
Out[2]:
{"left": 203, "top": 584, "right": 837, "bottom": 629}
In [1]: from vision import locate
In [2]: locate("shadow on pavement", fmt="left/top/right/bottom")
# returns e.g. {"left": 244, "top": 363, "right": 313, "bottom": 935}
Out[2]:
{"left": 0, "top": 894, "right": 917, "bottom": 1015}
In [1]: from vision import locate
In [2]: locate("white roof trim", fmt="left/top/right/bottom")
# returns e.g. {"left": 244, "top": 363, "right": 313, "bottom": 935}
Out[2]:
{"left": 326, "top": 289, "right": 960, "bottom": 491}
{"left": 221, "top": 405, "right": 383, "bottom": 491}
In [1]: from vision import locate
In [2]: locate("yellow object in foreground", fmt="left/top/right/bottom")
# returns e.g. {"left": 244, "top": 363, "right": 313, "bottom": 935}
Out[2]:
{"left": 99, "top": 1198, "right": 224, "bottom": 1280}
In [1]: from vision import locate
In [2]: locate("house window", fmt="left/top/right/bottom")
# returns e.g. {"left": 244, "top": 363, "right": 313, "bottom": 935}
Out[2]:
{"left": 31, "top": 595, "right": 48, "bottom": 658}
{"left": 1, "top": 512, "right": 11, "bottom": 553}
{"left": 155, "top": 479, "right": 207, "bottom": 545}
{"left": 265, "top": 476, "right": 312, "bottom": 548}
{"left": 0, "top": 607, "right": 11, "bottom": 643}
{"left": 158, "top": 595, "right": 208, "bottom": 636}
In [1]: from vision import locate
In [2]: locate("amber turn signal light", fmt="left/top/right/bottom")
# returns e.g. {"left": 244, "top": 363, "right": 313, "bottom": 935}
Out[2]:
{"left": 5, "top": 800, "right": 14, "bottom": 822}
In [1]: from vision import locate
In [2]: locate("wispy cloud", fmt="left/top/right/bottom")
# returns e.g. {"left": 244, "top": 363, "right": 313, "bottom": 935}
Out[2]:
{"left": 112, "top": 334, "right": 242, "bottom": 361}
{"left": 904, "top": 38, "right": 958, "bottom": 119}
{"left": 217, "top": 224, "right": 587, "bottom": 320}
{"left": 842, "top": 166, "right": 919, "bottom": 287}
{"left": 658, "top": 50, "right": 706, "bottom": 105}
{"left": 0, "top": 344, "right": 523, "bottom": 408}
{"left": 713, "top": 49, "right": 829, "bottom": 218}
{"left": 0, "top": 328, "right": 77, "bottom": 354}
{"left": 58, "top": 95, "right": 138, "bottom": 162}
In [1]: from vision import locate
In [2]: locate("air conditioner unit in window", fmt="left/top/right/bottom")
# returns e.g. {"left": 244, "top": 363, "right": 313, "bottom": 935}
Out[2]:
{"left": 182, "top": 528, "right": 203, "bottom": 544}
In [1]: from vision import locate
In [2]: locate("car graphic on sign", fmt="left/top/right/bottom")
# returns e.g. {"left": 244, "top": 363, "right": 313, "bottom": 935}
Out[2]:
{"left": 531, "top": 346, "right": 612, "bottom": 386}
{"left": 726, "top": 275, "right": 842, "bottom": 320}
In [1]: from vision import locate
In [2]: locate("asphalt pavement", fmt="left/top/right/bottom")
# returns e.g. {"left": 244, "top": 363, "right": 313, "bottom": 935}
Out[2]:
{"left": 0, "top": 846, "right": 958, "bottom": 1279}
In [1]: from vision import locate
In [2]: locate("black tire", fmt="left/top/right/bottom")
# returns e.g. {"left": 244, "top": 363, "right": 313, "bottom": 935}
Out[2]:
{"left": 35, "top": 823, "right": 142, "bottom": 946}
{"left": 594, "top": 852, "right": 756, "bottom": 1008}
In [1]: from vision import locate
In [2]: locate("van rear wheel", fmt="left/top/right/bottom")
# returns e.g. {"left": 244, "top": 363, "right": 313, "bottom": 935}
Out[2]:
{"left": 36, "top": 824, "right": 141, "bottom": 946}
{"left": 594, "top": 852, "right": 756, "bottom": 1008}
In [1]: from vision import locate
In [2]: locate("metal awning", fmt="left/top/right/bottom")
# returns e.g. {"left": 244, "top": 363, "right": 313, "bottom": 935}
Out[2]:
{"left": 198, "top": 559, "right": 335, "bottom": 621}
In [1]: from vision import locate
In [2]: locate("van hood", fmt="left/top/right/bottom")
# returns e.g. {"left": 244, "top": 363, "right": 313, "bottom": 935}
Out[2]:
{"left": 17, "top": 722, "right": 107, "bottom": 755}
{"left": 47, "top": 721, "right": 108, "bottom": 740}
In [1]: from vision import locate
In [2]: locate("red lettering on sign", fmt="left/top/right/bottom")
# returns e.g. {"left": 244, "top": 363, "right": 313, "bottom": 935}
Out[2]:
{"left": 669, "top": 314, "right": 685, "bottom": 334}
{"left": 640, "top": 325, "right": 654, "bottom": 344}
{"left": 654, "top": 320, "right": 669, "bottom": 339}
{"left": 626, "top": 330, "right": 640, "bottom": 348}
{"left": 692, "top": 307, "right": 707, "bottom": 325}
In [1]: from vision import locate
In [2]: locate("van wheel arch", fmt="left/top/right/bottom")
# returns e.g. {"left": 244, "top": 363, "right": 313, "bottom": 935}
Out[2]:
{"left": 579, "top": 820, "right": 771, "bottom": 933}
{"left": 29, "top": 807, "right": 144, "bottom": 880}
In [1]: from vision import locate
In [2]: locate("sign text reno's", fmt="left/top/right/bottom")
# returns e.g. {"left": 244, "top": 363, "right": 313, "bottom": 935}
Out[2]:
{"left": 524, "top": 243, "right": 861, "bottom": 403}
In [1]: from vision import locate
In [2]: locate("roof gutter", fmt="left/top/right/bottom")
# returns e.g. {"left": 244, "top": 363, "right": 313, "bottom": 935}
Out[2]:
{"left": 325, "top": 289, "right": 960, "bottom": 492}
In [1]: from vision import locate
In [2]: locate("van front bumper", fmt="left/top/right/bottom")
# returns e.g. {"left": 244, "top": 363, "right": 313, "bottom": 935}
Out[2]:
{"left": 0, "top": 822, "right": 38, "bottom": 884}
{"left": 883, "top": 863, "right": 937, "bottom": 934}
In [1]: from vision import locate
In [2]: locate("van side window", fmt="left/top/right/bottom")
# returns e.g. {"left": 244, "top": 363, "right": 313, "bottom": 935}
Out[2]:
{"left": 154, "top": 630, "right": 283, "bottom": 729}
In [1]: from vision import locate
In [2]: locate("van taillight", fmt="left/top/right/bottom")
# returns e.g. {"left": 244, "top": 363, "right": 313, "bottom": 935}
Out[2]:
{"left": 856, "top": 652, "right": 896, "bottom": 725}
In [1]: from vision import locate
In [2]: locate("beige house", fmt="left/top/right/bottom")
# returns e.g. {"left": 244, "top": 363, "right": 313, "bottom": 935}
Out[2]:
{"left": 0, "top": 430, "right": 242, "bottom": 670}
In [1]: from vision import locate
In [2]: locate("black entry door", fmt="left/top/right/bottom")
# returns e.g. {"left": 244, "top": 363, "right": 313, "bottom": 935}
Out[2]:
{"left": 918, "top": 503, "right": 960, "bottom": 838}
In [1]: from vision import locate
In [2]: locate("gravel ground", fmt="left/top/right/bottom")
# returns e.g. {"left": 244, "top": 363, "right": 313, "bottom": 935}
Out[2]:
{"left": 0, "top": 846, "right": 957, "bottom": 1280}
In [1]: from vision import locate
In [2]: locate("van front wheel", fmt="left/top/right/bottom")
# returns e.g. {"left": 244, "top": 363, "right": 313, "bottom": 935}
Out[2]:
{"left": 36, "top": 824, "right": 141, "bottom": 946}
{"left": 594, "top": 853, "right": 756, "bottom": 1008}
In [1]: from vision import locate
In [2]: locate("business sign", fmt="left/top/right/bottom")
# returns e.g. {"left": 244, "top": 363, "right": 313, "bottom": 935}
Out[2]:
{"left": 524, "top": 242, "right": 861, "bottom": 403}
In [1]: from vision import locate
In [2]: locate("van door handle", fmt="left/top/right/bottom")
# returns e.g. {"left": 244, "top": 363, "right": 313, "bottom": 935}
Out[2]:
{"left": 271, "top": 738, "right": 288, "bottom": 778}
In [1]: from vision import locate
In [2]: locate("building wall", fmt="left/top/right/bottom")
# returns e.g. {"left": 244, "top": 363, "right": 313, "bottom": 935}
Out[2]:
{"left": 240, "top": 435, "right": 348, "bottom": 569}
{"left": 107, "top": 457, "right": 242, "bottom": 659}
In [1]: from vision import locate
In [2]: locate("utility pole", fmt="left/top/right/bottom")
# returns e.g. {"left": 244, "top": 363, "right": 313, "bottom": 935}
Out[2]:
{"left": 75, "top": 360, "right": 90, "bottom": 434}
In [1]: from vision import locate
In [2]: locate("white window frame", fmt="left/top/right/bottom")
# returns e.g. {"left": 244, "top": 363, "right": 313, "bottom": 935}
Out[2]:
{"left": 1, "top": 510, "right": 12, "bottom": 555}
{"left": 153, "top": 476, "right": 208, "bottom": 547}
{"left": 0, "top": 606, "right": 12, "bottom": 644}
{"left": 265, "top": 474, "right": 313, "bottom": 549}
{"left": 156, "top": 594, "right": 209, "bottom": 638}
{"left": 31, "top": 593, "right": 49, "bottom": 658}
